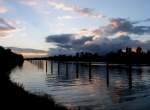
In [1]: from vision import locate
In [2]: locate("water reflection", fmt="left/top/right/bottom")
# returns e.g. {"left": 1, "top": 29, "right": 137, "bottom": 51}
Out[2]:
{"left": 28, "top": 60, "right": 44, "bottom": 70}
{"left": 11, "top": 60, "right": 150, "bottom": 110}
{"left": 128, "top": 65, "right": 132, "bottom": 89}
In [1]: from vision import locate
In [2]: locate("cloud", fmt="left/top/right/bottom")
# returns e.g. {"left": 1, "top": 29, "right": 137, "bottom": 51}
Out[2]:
{"left": 19, "top": 0, "right": 51, "bottom": 15}
{"left": 46, "top": 34, "right": 93, "bottom": 55}
{"left": 8, "top": 47, "right": 48, "bottom": 58}
{"left": 84, "top": 36, "right": 143, "bottom": 54}
{"left": 8, "top": 47, "right": 47, "bottom": 53}
{"left": 0, "top": 17, "right": 24, "bottom": 37}
{"left": 46, "top": 18, "right": 150, "bottom": 55}
{"left": 0, "top": 5, "right": 8, "bottom": 13}
{"left": 46, "top": 34, "right": 74, "bottom": 44}
{"left": 46, "top": 34, "right": 93, "bottom": 47}
{"left": 92, "top": 18, "right": 150, "bottom": 39}
{"left": 0, "top": 18, "right": 17, "bottom": 37}
{"left": 46, "top": 34, "right": 150, "bottom": 55}
{"left": 57, "top": 15, "right": 78, "bottom": 20}
{"left": 19, "top": 0, "right": 106, "bottom": 19}
{"left": 132, "top": 18, "right": 150, "bottom": 24}
{"left": 20, "top": 0, "right": 39, "bottom": 6}
{"left": 48, "top": 1, "right": 104, "bottom": 19}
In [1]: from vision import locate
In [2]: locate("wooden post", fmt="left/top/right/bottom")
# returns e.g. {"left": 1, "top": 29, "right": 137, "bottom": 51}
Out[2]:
{"left": 46, "top": 60, "right": 47, "bottom": 74}
{"left": 106, "top": 63, "right": 109, "bottom": 87}
{"left": 66, "top": 62, "right": 68, "bottom": 78}
{"left": 51, "top": 60, "right": 53, "bottom": 74}
{"left": 128, "top": 64, "right": 132, "bottom": 89}
{"left": 89, "top": 62, "right": 92, "bottom": 80}
{"left": 76, "top": 61, "right": 79, "bottom": 78}
{"left": 58, "top": 61, "right": 60, "bottom": 75}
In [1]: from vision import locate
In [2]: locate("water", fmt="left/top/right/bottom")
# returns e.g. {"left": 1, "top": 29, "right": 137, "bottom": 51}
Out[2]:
{"left": 10, "top": 60, "right": 150, "bottom": 110}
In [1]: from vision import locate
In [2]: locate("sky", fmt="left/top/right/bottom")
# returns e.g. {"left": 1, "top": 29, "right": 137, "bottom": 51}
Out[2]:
{"left": 0, "top": 0, "right": 150, "bottom": 56}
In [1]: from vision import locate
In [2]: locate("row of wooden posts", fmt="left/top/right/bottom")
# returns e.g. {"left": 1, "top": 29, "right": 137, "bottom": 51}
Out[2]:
{"left": 45, "top": 60, "right": 133, "bottom": 88}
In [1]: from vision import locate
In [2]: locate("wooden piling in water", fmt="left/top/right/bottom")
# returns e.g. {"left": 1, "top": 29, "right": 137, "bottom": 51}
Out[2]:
{"left": 76, "top": 61, "right": 79, "bottom": 78}
{"left": 51, "top": 60, "right": 53, "bottom": 74}
{"left": 58, "top": 61, "right": 60, "bottom": 75}
{"left": 66, "top": 62, "right": 68, "bottom": 75}
{"left": 89, "top": 62, "right": 92, "bottom": 80}
{"left": 106, "top": 63, "right": 109, "bottom": 87}
{"left": 46, "top": 60, "right": 47, "bottom": 74}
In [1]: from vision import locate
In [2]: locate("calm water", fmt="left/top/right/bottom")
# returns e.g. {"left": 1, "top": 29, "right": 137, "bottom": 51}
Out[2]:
{"left": 10, "top": 60, "right": 150, "bottom": 110}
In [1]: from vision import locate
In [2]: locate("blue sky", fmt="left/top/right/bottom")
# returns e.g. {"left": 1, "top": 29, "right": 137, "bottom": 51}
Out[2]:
{"left": 0, "top": 0, "right": 150, "bottom": 55}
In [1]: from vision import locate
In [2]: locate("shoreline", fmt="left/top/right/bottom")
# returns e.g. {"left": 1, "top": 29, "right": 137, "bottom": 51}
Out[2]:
{"left": 0, "top": 46, "right": 67, "bottom": 110}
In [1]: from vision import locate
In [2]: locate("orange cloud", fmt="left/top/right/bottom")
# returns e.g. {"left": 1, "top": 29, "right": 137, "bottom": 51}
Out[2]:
{"left": 115, "top": 31, "right": 129, "bottom": 36}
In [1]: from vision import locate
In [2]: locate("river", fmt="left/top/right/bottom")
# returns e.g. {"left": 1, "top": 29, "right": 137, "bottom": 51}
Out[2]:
{"left": 10, "top": 60, "right": 150, "bottom": 110}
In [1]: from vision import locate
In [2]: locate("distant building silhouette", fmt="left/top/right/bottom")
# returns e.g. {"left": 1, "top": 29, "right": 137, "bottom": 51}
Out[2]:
{"left": 136, "top": 46, "right": 143, "bottom": 54}
{"left": 126, "top": 47, "right": 132, "bottom": 54}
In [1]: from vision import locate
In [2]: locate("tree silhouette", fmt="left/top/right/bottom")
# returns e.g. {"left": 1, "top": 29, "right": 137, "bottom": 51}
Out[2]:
{"left": 45, "top": 46, "right": 150, "bottom": 64}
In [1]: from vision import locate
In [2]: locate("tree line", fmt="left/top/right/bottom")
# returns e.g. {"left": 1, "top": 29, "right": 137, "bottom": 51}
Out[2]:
{"left": 50, "top": 47, "right": 150, "bottom": 64}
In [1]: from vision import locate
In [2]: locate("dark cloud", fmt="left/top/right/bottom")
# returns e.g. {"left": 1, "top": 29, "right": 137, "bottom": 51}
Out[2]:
{"left": 46, "top": 34, "right": 93, "bottom": 50}
{"left": 132, "top": 18, "right": 150, "bottom": 24}
{"left": 46, "top": 34, "right": 93, "bottom": 55}
{"left": 93, "top": 18, "right": 150, "bottom": 37}
{"left": 84, "top": 36, "right": 144, "bottom": 54}
{"left": 46, "top": 18, "right": 150, "bottom": 55}
{"left": 46, "top": 35, "right": 150, "bottom": 55}
{"left": 46, "top": 34, "right": 74, "bottom": 44}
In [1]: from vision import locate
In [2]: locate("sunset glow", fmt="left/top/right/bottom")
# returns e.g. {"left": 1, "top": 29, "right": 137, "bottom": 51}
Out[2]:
{"left": 18, "top": 52, "right": 48, "bottom": 58}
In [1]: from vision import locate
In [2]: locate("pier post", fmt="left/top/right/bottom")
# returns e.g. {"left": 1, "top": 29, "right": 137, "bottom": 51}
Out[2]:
{"left": 128, "top": 64, "right": 132, "bottom": 89}
{"left": 46, "top": 60, "right": 47, "bottom": 74}
{"left": 51, "top": 60, "right": 53, "bottom": 74}
{"left": 66, "top": 62, "right": 68, "bottom": 78}
{"left": 76, "top": 61, "right": 79, "bottom": 78}
{"left": 89, "top": 62, "right": 92, "bottom": 80}
{"left": 58, "top": 61, "right": 60, "bottom": 75}
{"left": 106, "top": 63, "right": 109, "bottom": 87}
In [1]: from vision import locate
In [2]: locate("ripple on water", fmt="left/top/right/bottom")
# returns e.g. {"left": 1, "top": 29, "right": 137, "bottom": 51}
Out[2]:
{"left": 10, "top": 61, "right": 150, "bottom": 110}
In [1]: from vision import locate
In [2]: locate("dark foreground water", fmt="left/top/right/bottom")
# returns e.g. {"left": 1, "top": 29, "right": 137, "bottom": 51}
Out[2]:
{"left": 10, "top": 60, "right": 150, "bottom": 110}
